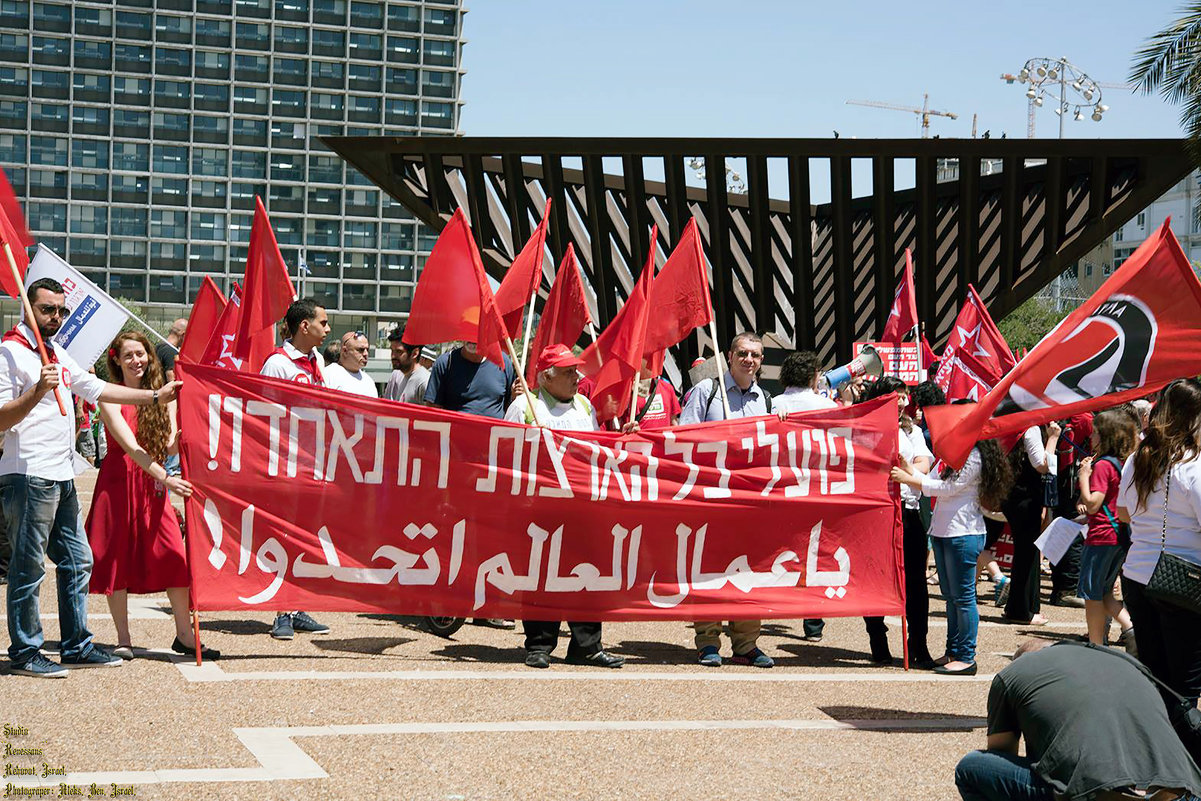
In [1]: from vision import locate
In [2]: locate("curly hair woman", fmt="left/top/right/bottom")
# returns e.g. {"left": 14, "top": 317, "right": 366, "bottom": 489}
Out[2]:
{"left": 892, "top": 405, "right": 1013, "bottom": 675}
{"left": 86, "top": 332, "right": 219, "bottom": 660}
{"left": 1117, "top": 378, "right": 1201, "bottom": 703}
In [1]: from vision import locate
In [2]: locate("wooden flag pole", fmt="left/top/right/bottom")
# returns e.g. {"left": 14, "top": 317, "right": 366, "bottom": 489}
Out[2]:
{"left": 913, "top": 325, "right": 923, "bottom": 377}
{"left": 192, "top": 609, "right": 202, "bottom": 667}
{"left": 628, "top": 372, "right": 640, "bottom": 427}
{"left": 706, "top": 319, "right": 731, "bottom": 418}
{"left": 586, "top": 322, "right": 597, "bottom": 344}
{"left": 5, "top": 242, "right": 66, "bottom": 416}
{"left": 503, "top": 335, "right": 542, "bottom": 426}
{"left": 518, "top": 283, "right": 538, "bottom": 377}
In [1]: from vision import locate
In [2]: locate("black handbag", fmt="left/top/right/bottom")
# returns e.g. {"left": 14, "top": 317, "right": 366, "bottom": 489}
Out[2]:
{"left": 1041, "top": 472, "right": 1059, "bottom": 509}
{"left": 1145, "top": 473, "right": 1201, "bottom": 616}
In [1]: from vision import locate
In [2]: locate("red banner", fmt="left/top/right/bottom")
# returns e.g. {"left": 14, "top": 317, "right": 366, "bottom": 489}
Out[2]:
{"left": 177, "top": 363, "right": 904, "bottom": 621}
{"left": 854, "top": 341, "right": 922, "bottom": 384}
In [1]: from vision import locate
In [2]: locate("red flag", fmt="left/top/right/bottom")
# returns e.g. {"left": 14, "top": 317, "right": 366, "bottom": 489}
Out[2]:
{"left": 927, "top": 219, "right": 1201, "bottom": 468}
{"left": 179, "top": 277, "right": 227, "bottom": 364}
{"left": 881, "top": 249, "right": 919, "bottom": 343}
{"left": 920, "top": 334, "right": 937, "bottom": 366}
{"left": 0, "top": 167, "right": 31, "bottom": 248}
{"left": 941, "top": 347, "right": 996, "bottom": 402}
{"left": 933, "top": 284, "right": 1015, "bottom": 393}
{"left": 525, "top": 243, "right": 592, "bottom": 386}
{"left": 201, "top": 283, "right": 273, "bottom": 372}
{"left": 642, "top": 218, "right": 712, "bottom": 375}
{"left": 403, "top": 209, "right": 508, "bottom": 367}
{"left": 0, "top": 199, "right": 28, "bottom": 300}
{"left": 233, "top": 197, "right": 296, "bottom": 360}
{"left": 493, "top": 201, "right": 550, "bottom": 340}
{"left": 579, "top": 229, "right": 657, "bottom": 422}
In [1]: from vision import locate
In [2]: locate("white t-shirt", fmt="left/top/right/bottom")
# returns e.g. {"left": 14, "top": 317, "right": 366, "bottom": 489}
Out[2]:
{"left": 1117, "top": 453, "right": 1201, "bottom": 585}
{"left": 324, "top": 362, "right": 379, "bottom": 398}
{"left": 773, "top": 387, "right": 837, "bottom": 414}
{"left": 0, "top": 323, "right": 105, "bottom": 481}
{"left": 384, "top": 364, "right": 430, "bottom": 404}
{"left": 899, "top": 425, "right": 934, "bottom": 510}
{"left": 504, "top": 390, "right": 598, "bottom": 432}
{"left": 260, "top": 340, "right": 325, "bottom": 385}
{"left": 920, "top": 447, "right": 984, "bottom": 538}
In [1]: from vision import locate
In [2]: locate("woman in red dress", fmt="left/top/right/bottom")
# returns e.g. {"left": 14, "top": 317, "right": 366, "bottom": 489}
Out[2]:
{"left": 86, "top": 331, "right": 218, "bottom": 659}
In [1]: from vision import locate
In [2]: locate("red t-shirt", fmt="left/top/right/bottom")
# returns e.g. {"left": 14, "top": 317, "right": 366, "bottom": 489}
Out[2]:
{"left": 1058, "top": 412, "right": 1094, "bottom": 469}
{"left": 1084, "top": 457, "right": 1121, "bottom": 545}
{"left": 634, "top": 381, "right": 682, "bottom": 430}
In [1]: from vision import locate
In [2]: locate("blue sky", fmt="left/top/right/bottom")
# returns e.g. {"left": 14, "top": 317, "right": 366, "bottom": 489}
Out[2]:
{"left": 459, "top": 1, "right": 1187, "bottom": 142}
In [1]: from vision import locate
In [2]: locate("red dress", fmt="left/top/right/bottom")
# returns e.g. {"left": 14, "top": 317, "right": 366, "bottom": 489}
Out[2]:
{"left": 87, "top": 404, "right": 189, "bottom": 594}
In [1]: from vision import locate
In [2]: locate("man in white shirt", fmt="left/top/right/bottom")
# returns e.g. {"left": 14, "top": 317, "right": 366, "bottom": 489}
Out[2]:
{"left": 773, "top": 350, "right": 837, "bottom": 414}
{"left": 504, "top": 344, "right": 624, "bottom": 669}
{"left": 258, "top": 298, "right": 332, "bottom": 640}
{"left": 382, "top": 326, "right": 429, "bottom": 404}
{"left": 324, "top": 331, "right": 378, "bottom": 398}
{"left": 1, "top": 278, "right": 181, "bottom": 678}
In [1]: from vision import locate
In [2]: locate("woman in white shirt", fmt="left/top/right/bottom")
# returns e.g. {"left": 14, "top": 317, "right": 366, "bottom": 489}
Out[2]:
{"left": 892, "top": 406, "right": 1013, "bottom": 675}
{"left": 1001, "top": 422, "right": 1061, "bottom": 625}
{"left": 1117, "top": 378, "right": 1201, "bottom": 703}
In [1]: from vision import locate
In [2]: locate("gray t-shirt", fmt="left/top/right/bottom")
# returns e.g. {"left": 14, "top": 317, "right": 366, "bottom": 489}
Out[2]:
{"left": 423, "top": 349, "right": 515, "bottom": 419}
{"left": 988, "top": 642, "right": 1201, "bottom": 799}
{"left": 384, "top": 364, "right": 429, "bottom": 404}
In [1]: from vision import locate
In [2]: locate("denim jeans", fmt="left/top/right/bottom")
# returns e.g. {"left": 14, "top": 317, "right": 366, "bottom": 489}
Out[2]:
{"left": 932, "top": 534, "right": 985, "bottom": 663}
{"left": 955, "top": 750, "right": 1054, "bottom": 801}
{"left": 2, "top": 475, "right": 95, "bottom": 665}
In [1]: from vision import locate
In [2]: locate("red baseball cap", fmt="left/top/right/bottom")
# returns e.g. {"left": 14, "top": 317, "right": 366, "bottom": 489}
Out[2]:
{"left": 535, "top": 343, "right": 583, "bottom": 373}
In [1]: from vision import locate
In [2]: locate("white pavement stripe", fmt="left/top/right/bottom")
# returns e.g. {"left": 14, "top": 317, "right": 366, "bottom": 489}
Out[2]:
{"left": 176, "top": 662, "right": 995, "bottom": 683}
{"left": 882, "top": 616, "right": 1087, "bottom": 629}
{"left": 0, "top": 597, "right": 172, "bottom": 622}
{"left": 7, "top": 716, "right": 986, "bottom": 789}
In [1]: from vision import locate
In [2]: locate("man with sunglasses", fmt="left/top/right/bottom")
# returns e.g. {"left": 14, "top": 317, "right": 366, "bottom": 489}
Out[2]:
{"left": 324, "top": 331, "right": 378, "bottom": 398}
{"left": 0, "top": 278, "right": 181, "bottom": 678}
{"left": 679, "top": 332, "right": 776, "bottom": 669}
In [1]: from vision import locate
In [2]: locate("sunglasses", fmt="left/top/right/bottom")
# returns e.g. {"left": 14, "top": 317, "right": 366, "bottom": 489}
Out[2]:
{"left": 36, "top": 304, "right": 71, "bottom": 318}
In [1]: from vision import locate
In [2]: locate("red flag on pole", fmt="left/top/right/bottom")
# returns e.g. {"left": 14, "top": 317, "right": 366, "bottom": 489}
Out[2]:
{"left": 641, "top": 218, "right": 712, "bottom": 374}
{"left": 402, "top": 209, "right": 508, "bottom": 367}
{"left": 579, "top": 229, "right": 657, "bottom": 423}
{"left": 201, "top": 283, "right": 273, "bottom": 372}
{"left": 179, "top": 277, "right": 227, "bottom": 364}
{"left": 933, "top": 284, "right": 1015, "bottom": 394}
{"left": 920, "top": 334, "right": 937, "bottom": 366}
{"left": 493, "top": 201, "right": 550, "bottom": 340}
{"left": 881, "top": 249, "right": 919, "bottom": 344}
{"left": 0, "top": 167, "right": 31, "bottom": 249}
{"left": 0, "top": 202, "right": 27, "bottom": 300}
{"left": 233, "top": 197, "right": 296, "bottom": 360}
{"left": 525, "top": 243, "right": 592, "bottom": 386}
{"left": 927, "top": 219, "right": 1201, "bottom": 468}
{"left": 941, "top": 347, "right": 997, "bottom": 402}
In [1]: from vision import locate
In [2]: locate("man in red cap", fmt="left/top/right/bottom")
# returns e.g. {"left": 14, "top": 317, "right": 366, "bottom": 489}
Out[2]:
{"left": 503, "top": 344, "right": 624, "bottom": 669}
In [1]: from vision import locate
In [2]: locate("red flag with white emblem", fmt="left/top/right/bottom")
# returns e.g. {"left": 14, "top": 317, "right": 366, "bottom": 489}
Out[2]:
{"left": 881, "top": 249, "right": 919, "bottom": 344}
{"left": 933, "top": 285, "right": 1015, "bottom": 394}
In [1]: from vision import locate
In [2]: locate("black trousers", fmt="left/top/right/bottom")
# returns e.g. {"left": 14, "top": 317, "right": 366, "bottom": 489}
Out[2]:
{"left": 1050, "top": 468, "right": 1083, "bottom": 596}
{"left": 0, "top": 500, "right": 8, "bottom": 582}
{"left": 863, "top": 507, "right": 930, "bottom": 657}
{"left": 1002, "top": 494, "right": 1044, "bottom": 621}
{"left": 523, "top": 620, "right": 602, "bottom": 658}
{"left": 1123, "top": 576, "right": 1201, "bottom": 705}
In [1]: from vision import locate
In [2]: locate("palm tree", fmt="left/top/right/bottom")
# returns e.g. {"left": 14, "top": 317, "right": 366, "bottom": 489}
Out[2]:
{"left": 1131, "top": 4, "right": 1201, "bottom": 166}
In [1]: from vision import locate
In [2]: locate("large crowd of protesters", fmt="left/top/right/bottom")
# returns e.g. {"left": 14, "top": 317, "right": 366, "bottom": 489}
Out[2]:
{"left": 1, "top": 285, "right": 1200, "bottom": 799}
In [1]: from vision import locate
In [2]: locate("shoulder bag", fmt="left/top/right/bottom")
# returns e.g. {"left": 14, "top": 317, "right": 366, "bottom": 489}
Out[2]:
{"left": 1145, "top": 471, "right": 1201, "bottom": 616}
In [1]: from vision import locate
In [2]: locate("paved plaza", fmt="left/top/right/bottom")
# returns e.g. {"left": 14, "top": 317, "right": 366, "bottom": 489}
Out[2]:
{"left": 0, "top": 471, "right": 1090, "bottom": 800}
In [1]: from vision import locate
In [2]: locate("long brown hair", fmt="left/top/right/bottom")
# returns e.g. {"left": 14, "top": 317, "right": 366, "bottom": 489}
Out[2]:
{"left": 1131, "top": 378, "right": 1201, "bottom": 513}
{"left": 106, "top": 331, "right": 171, "bottom": 462}
{"left": 1093, "top": 406, "right": 1139, "bottom": 462}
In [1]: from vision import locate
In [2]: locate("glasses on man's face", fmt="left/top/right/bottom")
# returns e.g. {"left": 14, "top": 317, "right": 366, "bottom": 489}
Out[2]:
{"left": 734, "top": 349, "right": 764, "bottom": 361}
{"left": 36, "top": 304, "right": 70, "bottom": 318}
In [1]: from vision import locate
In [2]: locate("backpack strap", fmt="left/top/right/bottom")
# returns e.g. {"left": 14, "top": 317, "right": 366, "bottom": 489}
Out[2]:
{"left": 634, "top": 376, "right": 661, "bottom": 424}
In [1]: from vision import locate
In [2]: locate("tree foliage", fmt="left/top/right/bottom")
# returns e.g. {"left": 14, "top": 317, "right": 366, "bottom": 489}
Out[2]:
{"left": 1131, "top": 4, "right": 1201, "bottom": 173}
{"left": 998, "top": 297, "right": 1069, "bottom": 352}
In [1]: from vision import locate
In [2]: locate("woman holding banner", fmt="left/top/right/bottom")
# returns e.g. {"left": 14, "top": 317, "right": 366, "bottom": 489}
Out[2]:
{"left": 86, "top": 332, "right": 219, "bottom": 660}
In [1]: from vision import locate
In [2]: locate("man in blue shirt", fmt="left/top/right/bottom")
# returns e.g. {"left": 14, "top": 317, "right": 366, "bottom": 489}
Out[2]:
{"left": 423, "top": 342, "right": 517, "bottom": 418}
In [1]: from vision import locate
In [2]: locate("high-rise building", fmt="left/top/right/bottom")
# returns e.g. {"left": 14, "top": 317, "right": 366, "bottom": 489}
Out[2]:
{"left": 1110, "top": 170, "right": 1201, "bottom": 272}
{"left": 0, "top": 0, "right": 465, "bottom": 335}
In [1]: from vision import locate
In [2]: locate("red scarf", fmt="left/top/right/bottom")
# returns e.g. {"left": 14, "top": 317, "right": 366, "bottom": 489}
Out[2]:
{"left": 271, "top": 346, "right": 324, "bottom": 386}
{"left": 2, "top": 326, "right": 57, "bottom": 364}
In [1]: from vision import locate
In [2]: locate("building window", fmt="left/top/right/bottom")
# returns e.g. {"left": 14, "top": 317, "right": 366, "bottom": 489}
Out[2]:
{"left": 387, "top": 67, "right": 417, "bottom": 95}
{"left": 153, "top": 145, "right": 189, "bottom": 175}
{"left": 111, "top": 207, "right": 147, "bottom": 238}
{"left": 233, "top": 118, "right": 267, "bottom": 146}
{"left": 191, "top": 211, "right": 226, "bottom": 241}
{"left": 193, "top": 115, "right": 229, "bottom": 144}
{"left": 235, "top": 54, "right": 268, "bottom": 82}
{"left": 28, "top": 168, "right": 65, "bottom": 198}
{"left": 423, "top": 7, "right": 456, "bottom": 35}
{"left": 29, "top": 135, "right": 65, "bottom": 166}
{"left": 349, "top": 1, "right": 382, "bottom": 28}
{"left": 312, "top": 28, "right": 344, "bottom": 56}
{"left": 1137, "top": 212, "right": 1146, "bottom": 228}
{"left": 348, "top": 94, "right": 379, "bottom": 123}
{"left": 196, "top": 50, "right": 231, "bottom": 80}
{"left": 72, "top": 72, "right": 110, "bottom": 103}
{"left": 306, "top": 218, "right": 339, "bottom": 247}
{"left": 235, "top": 21, "right": 269, "bottom": 50}
{"left": 387, "top": 3, "right": 418, "bottom": 31}
{"left": 272, "top": 90, "right": 307, "bottom": 117}
{"left": 31, "top": 35, "right": 66, "bottom": 65}
{"left": 231, "top": 150, "right": 265, "bottom": 180}
{"left": 421, "top": 69, "right": 455, "bottom": 98}
{"left": 348, "top": 63, "right": 380, "bottom": 91}
{"left": 111, "top": 174, "right": 148, "bottom": 203}
{"left": 113, "top": 142, "right": 149, "bottom": 172}
{"left": 32, "top": 2, "right": 68, "bottom": 33}
{"left": 274, "top": 25, "right": 308, "bottom": 53}
{"left": 423, "top": 39, "right": 454, "bottom": 67}
{"left": 382, "top": 222, "right": 414, "bottom": 251}
{"left": 195, "top": 18, "right": 230, "bottom": 46}
{"left": 73, "top": 7, "right": 111, "bottom": 37}
{"left": 113, "top": 76, "right": 150, "bottom": 105}
{"left": 1103, "top": 263, "right": 1112, "bottom": 276}
{"left": 115, "top": 44, "right": 152, "bottom": 73}
{"left": 72, "top": 139, "right": 108, "bottom": 170}
{"left": 387, "top": 35, "right": 417, "bottom": 63}
{"left": 270, "top": 153, "right": 304, "bottom": 182}
{"left": 70, "top": 205, "right": 107, "bottom": 235}
{"left": 107, "top": 272, "right": 145, "bottom": 300}
{"left": 275, "top": 0, "right": 308, "bottom": 21}
{"left": 154, "top": 14, "right": 191, "bottom": 43}
{"left": 154, "top": 79, "right": 190, "bottom": 108}
{"left": 313, "top": 0, "right": 345, "bottom": 25}
{"left": 192, "top": 147, "right": 227, "bottom": 177}
{"left": 349, "top": 31, "right": 381, "bottom": 59}
{"left": 1085, "top": 264, "right": 1093, "bottom": 277}
{"left": 311, "top": 92, "right": 344, "bottom": 119}
{"left": 343, "top": 220, "right": 376, "bottom": 249}
{"left": 311, "top": 60, "right": 344, "bottom": 88}
{"left": 385, "top": 98, "right": 416, "bottom": 125}
{"left": 30, "top": 101, "right": 66, "bottom": 132}
{"left": 27, "top": 201, "right": 65, "bottom": 232}
{"left": 113, "top": 109, "right": 150, "bottom": 138}
{"left": 273, "top": 58, "right": 307, "bottom": 86}
{"left": 421, "top": 101, "right": 453, "bottom": 129}
{"left": 1115, "top": 228, "right": 1123, "bottom": 242}
{"left": 151, "top": 209, "right": 188, "bottom": 239}
{"left": 233, "top": 85, "right": 268, "bottom": 115}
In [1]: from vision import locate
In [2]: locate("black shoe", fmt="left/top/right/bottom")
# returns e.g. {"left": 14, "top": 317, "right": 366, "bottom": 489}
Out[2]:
{"left": 565, "top": 650, "right": 625, "bottom": 668}
{"left": 171, "top": 637, "right": 221, "bottom": 661}
{"left": 1050, "top": 593, "right": 1086, "bottom": 609}
{"left": 912, "top": 657, "right": 938, "bottom": 671}
{"left": 868, "top": 632, "right": 893, "bottom": 664}
{"left": 290, "top": 611, "right": 330, "bottom": 634}
{"left": 524, "top": 652, "right": 550, "bottom": 669}
{"left": 932, "top": 661, "right": 977, "bottom": 676}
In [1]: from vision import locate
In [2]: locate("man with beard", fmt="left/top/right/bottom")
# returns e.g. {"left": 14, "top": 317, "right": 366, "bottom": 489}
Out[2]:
{"left": 0, "top": 278, "right": 180, "bottom": 678}
{"left": 383, "top": 326, "right": 428, "bottom": 404}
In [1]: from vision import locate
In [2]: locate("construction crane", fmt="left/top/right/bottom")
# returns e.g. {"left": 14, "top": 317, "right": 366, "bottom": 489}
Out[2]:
{"left": 844, "top": 93, "right": 958, "bottom": 138}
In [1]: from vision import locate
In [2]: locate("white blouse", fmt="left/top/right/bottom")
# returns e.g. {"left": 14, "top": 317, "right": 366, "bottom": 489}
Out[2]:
{"left": 921, "top": 447, "right": 985, "bottom": 539}
{"left": 1117, "top": 453, "right": 1201, "bottom": 585}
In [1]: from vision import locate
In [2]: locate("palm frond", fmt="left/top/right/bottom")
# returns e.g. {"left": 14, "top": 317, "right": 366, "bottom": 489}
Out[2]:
{"left": 1129, "top": 3, "right": 1201, "bottom": 93}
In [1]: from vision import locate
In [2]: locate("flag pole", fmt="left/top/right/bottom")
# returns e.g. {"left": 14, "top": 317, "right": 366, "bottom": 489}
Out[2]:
{"left": 586, "top": 322, "right": 597, "bottom": 344}
{"left": 5, "top": 243, "right": 66, "bottom": 416}
{"left": 518, "top": 282, "right": 538, "bottom": 377}
{"left": 706, "top": 319, "right": 731, "bottom": 418}
{"left": 913, "top": 324, "right": 923, "bottom": 378}
{"left": 628, "top": 372, "right": 640, "bottom": 427}
{"left": 503, "top": 335, "right": 542, "bottom": 426}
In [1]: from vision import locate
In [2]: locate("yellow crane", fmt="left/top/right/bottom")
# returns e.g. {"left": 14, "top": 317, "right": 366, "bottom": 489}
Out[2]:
{"left": 845, "top": 93, "right": 958, "bottom": 137}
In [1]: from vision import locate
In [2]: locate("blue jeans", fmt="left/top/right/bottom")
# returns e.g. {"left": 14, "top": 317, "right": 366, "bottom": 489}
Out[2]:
{"left": 955, "top": 751, "right": 1054, "bottom": 800}
{"left": 932, "top": 534, "right": 984, "bottom": 663}
{"left": 2, "top": 475, "right": 95, "bottom": 665}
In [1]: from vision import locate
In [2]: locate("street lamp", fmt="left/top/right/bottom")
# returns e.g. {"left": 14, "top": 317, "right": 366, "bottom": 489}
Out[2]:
{"left": 1008, "top": 56, "right": 1107, "bottom": 139}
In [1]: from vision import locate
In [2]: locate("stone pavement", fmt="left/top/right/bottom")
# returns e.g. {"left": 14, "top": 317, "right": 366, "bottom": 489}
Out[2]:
{"left": 0, "top": 469, "right": 1094, "bottom": 800}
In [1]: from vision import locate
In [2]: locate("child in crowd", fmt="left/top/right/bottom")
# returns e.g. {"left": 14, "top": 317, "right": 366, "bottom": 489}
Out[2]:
{"left": 1075, "top": 405, "right": 1139, "bottom": 652}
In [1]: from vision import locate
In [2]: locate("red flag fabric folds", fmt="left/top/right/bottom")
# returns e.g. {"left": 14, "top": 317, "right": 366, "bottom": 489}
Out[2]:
{"left": 493, "top": 200, "right": 550, "bottom": 341}
{"left": 525, "top": 243, "right": 593, "bottom": 386}
{"left": 881, "top": 249, "right": 919, "bottom": 344}
{"left": 201, "top": 283, "right": 273, "bottom": 372}
{"left": 0, "top": 167, "right": 31, "bottom": 248}
{"left": 179, "top": 277, "right": 227, "bottom": 364}
{"left": 233, "top": 197, "right": 296, "bottom": 360}
{"left": 933, "top": 284, "right": 1015, "bottom": 395}
{"left": 402, "top": 209, "right": 508, "bottom": 367}
{"left": 0, "top": 166, "right": 29, "bottom": 300}
{"left": 642, "top": 218, "right": 712, "bottom": 375}
{"left": 579, "top": 228, "right": 657, "bottom": 422}
{"left": 927, "top": 219, "right": 1201, "bottom": 468}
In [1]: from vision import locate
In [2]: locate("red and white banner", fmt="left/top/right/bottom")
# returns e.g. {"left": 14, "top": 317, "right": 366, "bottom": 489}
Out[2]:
{"left": 177, "top": 363, "right": 904, "bottom": 621}
{"left": 854, "top": 342, "right": 922, "bottom": 384}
